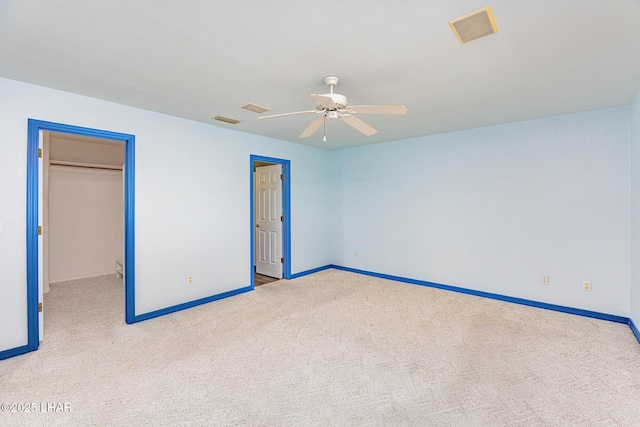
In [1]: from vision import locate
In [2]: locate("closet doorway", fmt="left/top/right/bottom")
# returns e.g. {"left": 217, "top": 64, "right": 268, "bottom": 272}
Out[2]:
{"left": 26, "top": 119, "right": 136, "bottom": 354}
{"left": 45, "top": 131, "right": 124, "bottom": 284}
{"left": 41, "top": 131, "right": 125, "bottom": 341}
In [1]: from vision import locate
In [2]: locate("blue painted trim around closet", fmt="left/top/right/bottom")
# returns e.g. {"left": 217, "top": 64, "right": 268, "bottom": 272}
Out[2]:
{"left": 26, "top": 121, "right": 39, "bottom": 352}
{"left": 250, "top": 155, "right": 292, "bottom": 289}
{"left": 132, "top": 286, "right": 253, "bottom": 322}
{"left": 21, "top": 119, "right": 136, "bottom": 360}
{"left": 630, "top": 319, "right": 640, "bottom": 344}
{"left": 329, "top": 265, "right": 630, "bottom": 324}
{"left": 123, "top": 132, "right": 136, "bottom": 325}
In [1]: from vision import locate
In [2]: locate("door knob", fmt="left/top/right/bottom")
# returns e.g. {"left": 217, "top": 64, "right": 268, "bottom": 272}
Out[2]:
{"left": 256, "top": 223, "right": 260, "bottom": 227}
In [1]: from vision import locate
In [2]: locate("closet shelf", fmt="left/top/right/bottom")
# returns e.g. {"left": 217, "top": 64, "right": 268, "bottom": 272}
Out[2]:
{"left": 49, "top": 160, "right": 123, "bottom": 170}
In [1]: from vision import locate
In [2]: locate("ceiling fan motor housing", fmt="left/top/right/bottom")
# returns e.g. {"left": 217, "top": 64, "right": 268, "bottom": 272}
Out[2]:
{"left": 315, "top": 93, "right": 348, "bottom": 111}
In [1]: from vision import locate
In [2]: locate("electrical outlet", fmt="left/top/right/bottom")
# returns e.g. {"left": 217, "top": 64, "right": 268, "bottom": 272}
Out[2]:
{"left": 541, "top": 275, "right": 549, "bottom": 286}
{"left": 583, "top": 281, "right": 591, "bottom": 291}
{"left": 355, "top": 251, "right": 359, "bottom": 257}
{"left": 187, "top": 276, "right": 193, "bottom": 285}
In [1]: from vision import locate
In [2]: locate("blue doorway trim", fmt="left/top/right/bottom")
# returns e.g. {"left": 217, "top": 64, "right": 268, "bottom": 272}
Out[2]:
{"left": 250, "top": 155, "right": 291, "bottom": 288}
{"left": 25, "top": 119, "right": 135, "bottom": 356}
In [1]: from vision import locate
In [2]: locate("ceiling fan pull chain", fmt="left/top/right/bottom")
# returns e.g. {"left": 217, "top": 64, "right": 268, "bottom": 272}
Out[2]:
{"left": 323, "top": 115, "right": 327, "bottom": 142}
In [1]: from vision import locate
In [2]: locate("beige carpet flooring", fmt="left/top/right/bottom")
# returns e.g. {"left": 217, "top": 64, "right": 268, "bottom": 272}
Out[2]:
{"left": 1, "top": 269, "right": 639, "bottom": 426}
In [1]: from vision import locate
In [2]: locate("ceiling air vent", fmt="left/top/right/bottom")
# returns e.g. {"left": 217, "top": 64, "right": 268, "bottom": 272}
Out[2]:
{"left": 212, "top": 115, "right": 242, "bottom": 124}
{"left": 240, "top": 103, "right": 270, "bottom": 114}
{"left": 449, "top": 6, "right": 498, "bottom": 44}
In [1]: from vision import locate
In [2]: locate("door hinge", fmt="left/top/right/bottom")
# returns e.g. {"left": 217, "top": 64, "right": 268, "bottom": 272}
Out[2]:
{"left": 38, "top": 303, "right": 43, "bottom": 313}
{"left": 280, "top": 216, "right": 284, "bottom": 222}
{"left": 38, "top": 226, "right": 42, "bottom": 235}
{"left": 281, "top": 257, "right": 284, "bottom": 264}
{"left": 280, "top": 174, "right": 283, "bottom": 181}
{"left": 38, "top": 148, "right": 43, "bottom": 158}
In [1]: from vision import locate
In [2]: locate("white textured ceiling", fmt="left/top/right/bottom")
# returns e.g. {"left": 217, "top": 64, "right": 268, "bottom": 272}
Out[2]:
{"left": 1, "top": 1, "right": 639, "bottom": 150}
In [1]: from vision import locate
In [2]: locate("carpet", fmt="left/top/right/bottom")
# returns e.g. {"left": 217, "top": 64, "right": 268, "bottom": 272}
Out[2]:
{"left": 1, "top": 269, "right": 639, "bottom": 426}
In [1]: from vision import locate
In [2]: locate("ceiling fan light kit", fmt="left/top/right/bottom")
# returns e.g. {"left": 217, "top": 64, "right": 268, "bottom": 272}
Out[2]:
{"left": 258, "top": 75, "right": 407, "bottom": 140}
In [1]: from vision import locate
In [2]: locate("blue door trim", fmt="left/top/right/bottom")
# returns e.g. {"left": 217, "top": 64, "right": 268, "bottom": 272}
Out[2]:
{"left": 23, "top": 119, "right": 135, "bottom": 357}
{"left": 630, "top": 318, "right": 640, "bottom": 344}
{"left": 250, "top": 155, "right": 291, "bottom": 288}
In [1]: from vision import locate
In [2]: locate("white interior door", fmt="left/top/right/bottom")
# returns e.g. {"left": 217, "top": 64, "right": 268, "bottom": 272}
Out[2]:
{"left": 37, "top": 131, "right": 44, "bottom": 341}
{"left": 43, "top": 132, "right": 50, "bottom": 294}
{"left": 255, "top": 164, "right": 282, "bottom": 278}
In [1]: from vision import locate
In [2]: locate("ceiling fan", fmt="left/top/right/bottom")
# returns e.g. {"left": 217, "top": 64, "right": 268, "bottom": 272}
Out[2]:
{"left": 258, "top": 76, "right": 407, "bottom": 140}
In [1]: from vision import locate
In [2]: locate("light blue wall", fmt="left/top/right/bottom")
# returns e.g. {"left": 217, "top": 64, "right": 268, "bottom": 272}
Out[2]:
{"left": 1, "top": 75, "right": 636, "bottom": 354}
{"left": 330, "top": 107, "right": 631, "bottom": 316}
{"left": 0, "top": 77, "right": 331, "bottom": 352}
{"left": 631, "top": 91, "right": 640, "bottom": 327}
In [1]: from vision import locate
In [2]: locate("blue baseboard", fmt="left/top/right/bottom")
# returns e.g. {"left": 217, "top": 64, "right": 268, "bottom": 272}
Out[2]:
{"left": 4, "top": 266, "right": 637, "bottom": 360}
{"left": 630, "top": 319, "right": 640, "bottom": 344}
{"left": 2, "top": 285, "right": 256, "bottom": 359}
{"left": 289, "top": 265, "right": 333, "bottom": 279}
{"left": 0, "top": 344, "right": 31, "bottom": 361}
{"left": 129, "top": 285, "right": 253, "bottom": 323}
{"left": 131, "top": 263, "right": 331, "bottom": 323}
{"left": 127, "top": 264, "right": 335, "bottom": 323}
{"left": 329, "top": 265, "right": 630, "bottom": 324}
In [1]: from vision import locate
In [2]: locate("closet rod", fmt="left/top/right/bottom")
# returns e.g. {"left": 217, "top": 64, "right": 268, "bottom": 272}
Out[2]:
{"left": 49, "top": 160, "right": 123, "bottom": 171}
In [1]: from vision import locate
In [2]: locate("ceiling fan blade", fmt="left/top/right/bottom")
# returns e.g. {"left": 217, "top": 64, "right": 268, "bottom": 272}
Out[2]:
{"left": 310, "top": 94, "right": 336, "bottom": 109}
{"left": 299, "top": 116, "right": 325, "bottom": 138}
{"left": 340, "top": 114, "right": 378, "bottom": 136}
{"left": 347, "top": 105, "right": 408, "bottom": 115}
{"left": 258, "top": 110, "right": 317, "bottom": 120}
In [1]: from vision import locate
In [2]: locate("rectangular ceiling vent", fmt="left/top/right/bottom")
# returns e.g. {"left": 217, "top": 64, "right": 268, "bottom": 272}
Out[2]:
{"left": 449, "top": 6, "right": 498, "bottom": 44}
{"left": 212, "top": 115, "right": 242, "bottom": 124}
{"left": 241, "top": 103, "right": 270, "bottom": 114}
